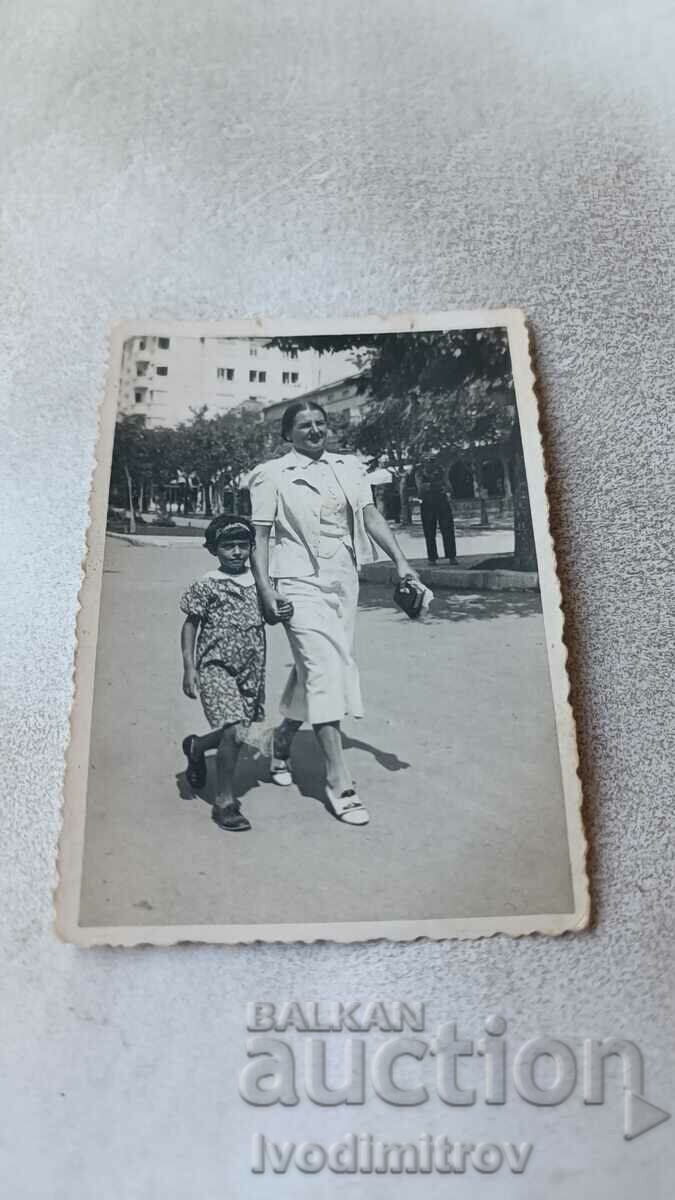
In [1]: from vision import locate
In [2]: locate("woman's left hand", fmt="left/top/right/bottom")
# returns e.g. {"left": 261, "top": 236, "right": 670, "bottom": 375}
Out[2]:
{"left": 396, "top": 561, "right": 422, "bottom": 584}
{"left": 397, "top": 561, "right": 434, "bottom": 610}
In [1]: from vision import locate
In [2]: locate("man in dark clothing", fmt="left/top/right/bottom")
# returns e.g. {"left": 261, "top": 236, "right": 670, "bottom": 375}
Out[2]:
{"left": 415, "top": 460, "right": 458, "bottom": 565}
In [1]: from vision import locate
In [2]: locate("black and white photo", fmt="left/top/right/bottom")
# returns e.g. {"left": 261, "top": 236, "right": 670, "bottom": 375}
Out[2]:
{"left": 57, "top": 311, "right": 587, "bottom": 944}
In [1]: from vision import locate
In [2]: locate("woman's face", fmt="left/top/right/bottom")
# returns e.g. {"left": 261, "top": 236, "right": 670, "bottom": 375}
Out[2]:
{"left": 290, "top": 407, "right": 328, "bottom": 458}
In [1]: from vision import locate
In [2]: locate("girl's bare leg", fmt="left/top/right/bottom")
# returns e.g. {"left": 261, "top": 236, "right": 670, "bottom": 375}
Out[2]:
{"left": 214, "top": 723, "right": 242, "bottom": 807}
{"left": 211, "top": 723, "right": 251, "bottom": 831}
{"left": 190, "top": 729, "right": 222, "bottom": 758}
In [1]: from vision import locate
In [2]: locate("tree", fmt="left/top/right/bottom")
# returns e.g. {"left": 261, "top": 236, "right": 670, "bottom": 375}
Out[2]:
{"left": 353, "top": 393, "right": 417, "bottom": 522}
{"left": 504, "top": 409, "right": 536, "bottom": 572}
{"left": 177, "top": 406, "right": 225, "bottom": 516}
{"left": 108, "top": 405, "right": 275, "bottom": 529}
{"left": 110, "top": 414, "right": 152, "bottom": 533}
{"left": 209, "top": 410, "right": 270, "bottom": 512}
{"left": 142, "top": 425, "right": 182, "bottom": 515}
{"left": 171, "top": 407, "right": 272, "bottom": 515}
{"left": 271, "top": 329, "right": 537, "bottom": 570}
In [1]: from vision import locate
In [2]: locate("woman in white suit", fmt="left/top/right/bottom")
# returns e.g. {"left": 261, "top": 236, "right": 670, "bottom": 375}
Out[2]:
{"left": 249, "top": 400, "right": 421, "bottom": 826}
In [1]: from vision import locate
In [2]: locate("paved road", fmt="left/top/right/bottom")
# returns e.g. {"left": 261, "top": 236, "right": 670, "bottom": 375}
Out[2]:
{"left": 79, "top": 539, "right": 572, "bottom": 928}
{"left": 165, "top": 515, "right": 515, "bottom": 563}
{"left": 379, "top": 521, "right": 514, "bottom": 563}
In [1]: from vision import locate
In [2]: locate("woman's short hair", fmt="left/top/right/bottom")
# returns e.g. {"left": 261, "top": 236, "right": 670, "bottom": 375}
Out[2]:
{"left": 281, "top": 400, "right": 328, "bottom": 442}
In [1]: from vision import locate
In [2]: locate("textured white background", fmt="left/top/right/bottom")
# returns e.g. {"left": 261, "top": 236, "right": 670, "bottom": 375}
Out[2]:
{"left": 1, "top": 2, "right": 673, "bottom": 1196}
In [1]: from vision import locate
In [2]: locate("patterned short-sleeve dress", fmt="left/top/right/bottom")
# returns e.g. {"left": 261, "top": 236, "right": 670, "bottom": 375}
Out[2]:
{"left": 179, "top": 569, "right": 265, "bottom": 729}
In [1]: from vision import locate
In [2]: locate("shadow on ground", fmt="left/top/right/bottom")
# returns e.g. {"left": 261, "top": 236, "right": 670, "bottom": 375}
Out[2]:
{"left": 341, "top": 733, "right": 410, "bottom": 773}
{"left": 176, "top": 730, "right": 410, "bottom": 807}
{"left": 176, "top": 745, "right": 271, "bottom": 807}
{"left": 357, "top": 585, "right": 543, "bottom": 623}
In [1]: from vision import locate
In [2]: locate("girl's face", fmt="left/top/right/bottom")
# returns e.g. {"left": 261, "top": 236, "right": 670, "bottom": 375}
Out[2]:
{"left": 291, "top": 407, "right": 328, "bottom": 458}
{"left": 216, "top": 538, "right": 251, "bottom": 573}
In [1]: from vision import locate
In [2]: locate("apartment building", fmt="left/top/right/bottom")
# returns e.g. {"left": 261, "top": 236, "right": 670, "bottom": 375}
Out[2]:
{"left": 118, "top": 335, "right": 358, "bottom": 427}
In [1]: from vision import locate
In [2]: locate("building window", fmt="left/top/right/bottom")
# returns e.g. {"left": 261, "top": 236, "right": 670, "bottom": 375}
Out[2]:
{"left": 282, "top": 371, "right": 290, "bottom": 384}
{"left": 134, "top": 390, "right": 144, "bottom": 404}
{"left": 158, "top": 337, "right": 170, "bottom": 349}
{"left": 156, "top": 366, "right": 168, "bottom": 376}
{"left": 136, "top": 361, "right": 149, "bottom": 376}
{"left": 283, "top": 347, "right": 299, "bottom": 359}
{"left": 249, "top": 369, "right": 257, "bottom": 382}
{"left": 217, "top": 368, "right": 224, "bottom": 379}
{"left": 249, "top": 346, "right": 258, "bottom": 357}
{"left": 291, "top": 372, "right": 299, "bottom": 383}
{"left": 227, "top": 368, "right": 234, "bottom": 381}
{"left": 139, "top": 339, "right": 146, "bottom": 350}
{"left": 258, "top": 370, "right": 266, "bottom": 383}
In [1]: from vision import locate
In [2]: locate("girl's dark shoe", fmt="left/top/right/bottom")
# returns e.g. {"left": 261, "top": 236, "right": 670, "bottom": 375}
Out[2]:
{"left": 212, "top": 802, "right": 251, "bottom": 832}
{"left": 182, "top": 735, "right": 207, "bottom": 789}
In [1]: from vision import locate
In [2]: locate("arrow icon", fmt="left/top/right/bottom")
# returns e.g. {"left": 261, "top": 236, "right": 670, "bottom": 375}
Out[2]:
{"left": 624, "top": 1090, "right": 671, "bottom": 1140}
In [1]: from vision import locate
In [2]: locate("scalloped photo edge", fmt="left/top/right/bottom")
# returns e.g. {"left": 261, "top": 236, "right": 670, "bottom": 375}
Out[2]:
{"left": 55, "top": 310, "right": 589, "bottom": 946}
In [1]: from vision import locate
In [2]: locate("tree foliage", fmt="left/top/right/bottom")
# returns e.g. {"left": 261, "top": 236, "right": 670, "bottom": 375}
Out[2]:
{"left": 111, "top": 328, "right": 537, "bottom": 570}
{"left": 272, "top": 329, "right": 536, "bottom": 569}
{"left": 110, "top": 408, "right": 271, "bottom": 522}
{"left": 277, "top": 328, "right": 513, "bottom": 460}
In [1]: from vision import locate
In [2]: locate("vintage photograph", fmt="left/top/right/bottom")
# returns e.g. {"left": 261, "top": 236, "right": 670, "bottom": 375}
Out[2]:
{"left": 57, "top": 312, "right": 587, "bottom": 944}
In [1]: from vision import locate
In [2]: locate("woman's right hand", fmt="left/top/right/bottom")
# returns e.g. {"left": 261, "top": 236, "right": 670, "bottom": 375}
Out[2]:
{"left": 276, "top": 598, "right": 294, "bottom": 624}
{"left": 261, "top": 590, "right": 293, "bottom": 625}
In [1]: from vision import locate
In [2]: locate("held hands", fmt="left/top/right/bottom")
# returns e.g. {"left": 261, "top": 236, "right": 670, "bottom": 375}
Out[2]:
{"left": 276, "top": 599, "right": 294, "bottom": 623}
{"left": 182, "top": 666, "right": 199, "bottom": 699}
{"left": 261, "top": 590, "right": 294, "bottom": 625}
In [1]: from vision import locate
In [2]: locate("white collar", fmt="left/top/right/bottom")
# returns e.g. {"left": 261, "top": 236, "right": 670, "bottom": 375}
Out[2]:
{"left": 287, "top": 449, "right": 345, "bottom": 470}
{"left": 203, "top": 568, "right": 256, "bottom": 587}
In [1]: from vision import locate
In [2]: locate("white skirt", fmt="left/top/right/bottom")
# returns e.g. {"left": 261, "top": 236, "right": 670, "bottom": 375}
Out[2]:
{"left": 275, "top": 542, "right": 363, "bottom": 724}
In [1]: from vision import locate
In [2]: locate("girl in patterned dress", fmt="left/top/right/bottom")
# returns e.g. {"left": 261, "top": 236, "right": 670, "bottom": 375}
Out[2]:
{"left": 180, "top": 515, "right": 291, "bottom": 832}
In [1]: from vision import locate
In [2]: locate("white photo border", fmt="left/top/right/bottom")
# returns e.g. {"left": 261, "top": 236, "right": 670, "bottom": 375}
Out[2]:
{"left": 56, "top": 310, "right": 589, "bottom": 946}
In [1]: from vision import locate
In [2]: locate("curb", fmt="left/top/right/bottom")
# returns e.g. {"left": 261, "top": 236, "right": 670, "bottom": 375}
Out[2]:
{"left": 359, "top": 562, "right": 539, "bottom": 593}
{"left": 106, "top": 531, "right": 205, "bottom": 548}
{"left": 106, "top": 533, "right": 538, "bottom": 591}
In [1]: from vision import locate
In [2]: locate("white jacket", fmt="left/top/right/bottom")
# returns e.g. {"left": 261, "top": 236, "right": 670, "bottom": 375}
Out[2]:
{"left": 249, "top": 450, "right": 377, "bottom": 577}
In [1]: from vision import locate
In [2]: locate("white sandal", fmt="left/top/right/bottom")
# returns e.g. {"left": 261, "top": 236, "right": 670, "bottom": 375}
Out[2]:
{"left": 270, "top": 757, "right": 293, "bottom": 787}
{"left": 326, "top": 786, "right": 370, "bottom": 826}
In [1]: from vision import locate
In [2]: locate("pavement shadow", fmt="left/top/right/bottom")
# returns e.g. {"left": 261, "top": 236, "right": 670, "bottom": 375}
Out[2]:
{"left": 341, "top": 733, "right": 410, "bottom": 773}
{"left": 283, "top": 730, "right": 412, "bottom": 812}
{"left": 358, "top": 586, "right": 542, "bottom": 624}
{"left": 284, "top": 730, "right": 333, "bottom": 814}
{"left": 175, "top": 725, "right": 410, "bottom": 808}
{"left": 175, "top": 744, "right": 271, "bottom": 805}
